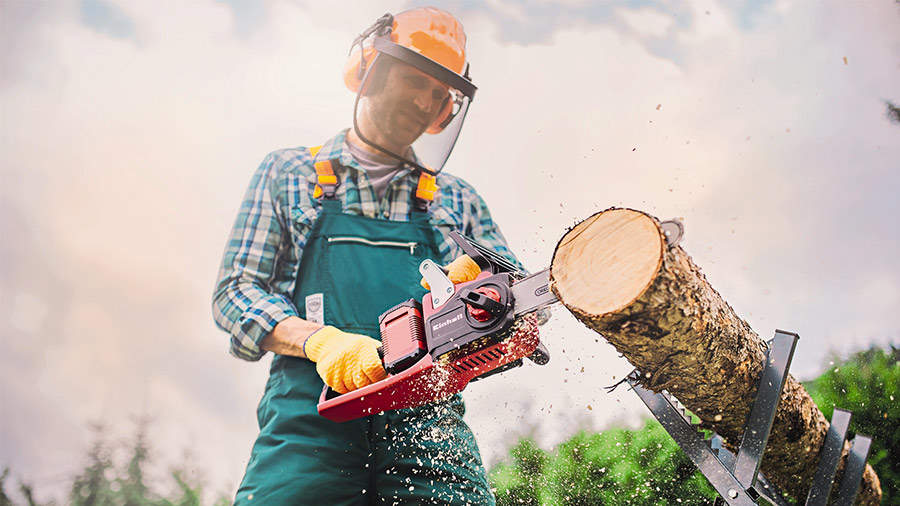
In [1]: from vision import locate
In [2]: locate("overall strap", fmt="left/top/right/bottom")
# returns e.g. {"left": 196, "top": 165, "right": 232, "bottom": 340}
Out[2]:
{"left": 310, "top": 145, "right": 440, "bottom": 216}
{"left": 310, "top": 145, "right": 338, "bottom": 200}
{"left": 413, "top": 170, "right": 438, "bottom": 212}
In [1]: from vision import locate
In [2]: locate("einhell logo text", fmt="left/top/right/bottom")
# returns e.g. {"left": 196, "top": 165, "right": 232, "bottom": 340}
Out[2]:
{"left": 432, "top": 313, "right": 463, "bottom": 332}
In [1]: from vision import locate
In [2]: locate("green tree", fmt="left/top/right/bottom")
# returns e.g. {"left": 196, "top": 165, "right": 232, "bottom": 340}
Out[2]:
{"left": 490, "top": 421, "right": 717, "bottom": 505}
{"left": 0, "top": 469, "right": 51, "bottom": 506}
{"left": 804, "top": 346, "right": 900, "bottom": 504}
{"left": 116, "top": 419, "right": 153, "bottom": 506}
{"left": 69, "top": 424, "right": 116, "bottom": 506}
{"left": 4, "top": 422, "right": 230, "bottom": 506}
{"left": 1, "top": 469, "right": 13, "bottom": 506}
{"left": 489, "top": 439, "right": 548, "bottom": 505}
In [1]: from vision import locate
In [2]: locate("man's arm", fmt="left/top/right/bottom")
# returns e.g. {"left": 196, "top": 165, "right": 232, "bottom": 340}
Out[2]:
{"left": 211, "top": 152, "right": 387, "bottom": 391}
{"left": 259, "top": 316, "right": 321, "bottom": 358}
{"left": 212, "top": 153, "right": 313, "bottom": 361}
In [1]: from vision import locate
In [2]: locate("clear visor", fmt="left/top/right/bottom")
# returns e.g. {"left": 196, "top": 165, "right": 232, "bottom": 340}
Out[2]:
{"left": 352, "top": 51, "right": 473, "bottom": 175}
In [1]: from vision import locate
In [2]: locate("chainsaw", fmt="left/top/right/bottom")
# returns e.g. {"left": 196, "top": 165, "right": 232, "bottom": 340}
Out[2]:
{"left": 317, "top": 230, "right": 558, "bottom": 422}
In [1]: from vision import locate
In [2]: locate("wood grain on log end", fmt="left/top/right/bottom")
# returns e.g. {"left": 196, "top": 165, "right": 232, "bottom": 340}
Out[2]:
{"left": 551, "top": 208, "right": 664, "bottom": 317}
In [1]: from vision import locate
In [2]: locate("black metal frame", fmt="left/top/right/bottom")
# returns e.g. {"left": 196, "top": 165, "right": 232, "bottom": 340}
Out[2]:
{"left": 373, "top": 37, "right": 476, "bottom": 99}
{"left": 627, "top": 330, "right": 874, "bottom": 505}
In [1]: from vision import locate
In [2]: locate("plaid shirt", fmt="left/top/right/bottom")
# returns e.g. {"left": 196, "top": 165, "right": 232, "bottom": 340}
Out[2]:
{"left": 212, "top": 129, "right": 523, "bottom": 361}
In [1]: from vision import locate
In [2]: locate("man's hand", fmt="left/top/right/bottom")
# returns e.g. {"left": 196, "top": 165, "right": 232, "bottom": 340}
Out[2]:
{"left": 420, "top": 254, "right": 481, "bottom": 290}
{"left": 304, "top": 326, "right": 387, "bottom": 394}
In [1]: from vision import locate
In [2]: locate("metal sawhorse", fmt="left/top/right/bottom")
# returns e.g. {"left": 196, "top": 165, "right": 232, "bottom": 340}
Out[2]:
{"left": 627, "top": 330, "right": 873, "bottom": 505}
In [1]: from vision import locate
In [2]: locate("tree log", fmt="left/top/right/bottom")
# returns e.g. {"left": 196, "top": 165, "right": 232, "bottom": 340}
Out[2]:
{"left": 549, "top": 208, "right": 881, "bottom": 504}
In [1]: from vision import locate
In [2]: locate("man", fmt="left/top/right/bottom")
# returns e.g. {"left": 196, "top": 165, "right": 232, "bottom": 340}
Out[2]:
{"left": 213, "top": 7, "right": 527, "bottom": 504}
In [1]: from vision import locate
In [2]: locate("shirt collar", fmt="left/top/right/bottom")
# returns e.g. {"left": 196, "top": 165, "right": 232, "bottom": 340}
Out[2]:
{"left": 310, "top": 128, "right": 422, "bottom": 181}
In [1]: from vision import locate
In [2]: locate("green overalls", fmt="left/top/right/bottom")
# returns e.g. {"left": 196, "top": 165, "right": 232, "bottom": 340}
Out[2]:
{"left": 234, "top": 162, "right": 495, "bottom": 505}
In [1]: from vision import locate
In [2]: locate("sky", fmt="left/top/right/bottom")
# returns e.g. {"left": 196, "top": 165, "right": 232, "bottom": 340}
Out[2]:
{"left": 1, "top": 0, "right": 898, "bottom": 501}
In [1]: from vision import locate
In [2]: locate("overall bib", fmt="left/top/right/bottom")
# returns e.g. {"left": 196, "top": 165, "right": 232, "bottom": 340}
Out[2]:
{"left": 235, "top": 190, "right": 495, "bottom": 505}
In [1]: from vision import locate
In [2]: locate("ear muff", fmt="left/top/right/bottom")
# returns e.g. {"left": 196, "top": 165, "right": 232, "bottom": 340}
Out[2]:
{"left": 343, "top": 45, "right": 379, "bottom": 93}
{"left": 344, "top": 13, "right": 395, "bottom": 93}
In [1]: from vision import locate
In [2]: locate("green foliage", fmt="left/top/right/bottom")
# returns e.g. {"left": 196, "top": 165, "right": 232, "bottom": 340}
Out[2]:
{"left": 0, "top": 468, "right": 12, "bottom": 506}
{"left": 490, "top": 421, "right": 717, "bottom": 505}
{"left": 1, "top": 469, "right": 13, "bottom": 506}
{"left": 804, "top": 346, "right": 900, "bottom": 504}
{"left": 69, "top": 424, "right": 116, "bottom": 506}
{"left": 493, "top": 345, "right": 898, "bottom": 504}
{"left": 3, "top": 422, "right": 230, "bottom": 506}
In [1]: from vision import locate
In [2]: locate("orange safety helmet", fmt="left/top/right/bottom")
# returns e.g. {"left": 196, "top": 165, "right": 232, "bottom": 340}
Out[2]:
{"left": 343, "top": 7, "right": 474, "bottom": 134}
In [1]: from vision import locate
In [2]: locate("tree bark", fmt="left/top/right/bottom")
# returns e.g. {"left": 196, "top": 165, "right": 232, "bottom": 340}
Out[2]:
{"left": 549, "top": 208, "right": 881, "bottom": 504}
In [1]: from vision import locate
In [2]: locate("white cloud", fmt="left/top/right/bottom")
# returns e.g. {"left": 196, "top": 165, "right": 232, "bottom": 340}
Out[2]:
{"left": 617, "top": 7, "right": 675, "bottom": 38}
{"left": 1, "top": 0, "right": 898, "bottom": 498}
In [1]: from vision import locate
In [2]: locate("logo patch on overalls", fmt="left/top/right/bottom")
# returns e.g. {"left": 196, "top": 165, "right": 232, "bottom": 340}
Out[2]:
{"left": 305, "top": 293, "right": 324, "bottom": 324}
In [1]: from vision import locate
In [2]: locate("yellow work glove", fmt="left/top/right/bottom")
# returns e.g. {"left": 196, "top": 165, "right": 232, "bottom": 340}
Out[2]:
{"left": 304, "top": 326, "right": 387, "bottom": 394}
{"left": 420, "top": 254, "right": 482, "bottom": 290}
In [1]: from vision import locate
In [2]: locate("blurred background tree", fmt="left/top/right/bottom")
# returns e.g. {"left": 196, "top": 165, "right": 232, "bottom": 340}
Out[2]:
{"left": 490, "top": 421, "right": 717, "bottom": 505}
{"left": 2, "top": 420, "right": 229, "bottom": 506}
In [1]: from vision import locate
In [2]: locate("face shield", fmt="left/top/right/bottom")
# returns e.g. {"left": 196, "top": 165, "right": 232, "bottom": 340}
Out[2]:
{"left": 352, "top": 37, "right": 476, "bottom": 176}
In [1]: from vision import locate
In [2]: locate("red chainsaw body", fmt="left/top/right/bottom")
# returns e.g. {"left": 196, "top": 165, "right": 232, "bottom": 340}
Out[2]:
{"left": 317, "top": 272, "right": 542, "bottom": 422}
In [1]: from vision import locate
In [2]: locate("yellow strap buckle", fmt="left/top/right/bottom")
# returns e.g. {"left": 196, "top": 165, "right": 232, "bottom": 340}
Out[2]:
{"left": 415, "top": 172, "right": 438, "bottom": 202}
{"left": 310, "top": 148, "right": 338, "bottom": 199}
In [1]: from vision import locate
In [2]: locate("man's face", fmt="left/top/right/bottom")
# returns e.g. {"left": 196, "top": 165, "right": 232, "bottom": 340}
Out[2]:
{"left": 357, "top": 59, "right": 451, "bottom": 153}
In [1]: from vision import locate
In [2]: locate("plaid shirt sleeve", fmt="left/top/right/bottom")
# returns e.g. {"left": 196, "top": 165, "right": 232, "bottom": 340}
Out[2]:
{"left": 212, "top": 152, "right": 301, "bottom": 361}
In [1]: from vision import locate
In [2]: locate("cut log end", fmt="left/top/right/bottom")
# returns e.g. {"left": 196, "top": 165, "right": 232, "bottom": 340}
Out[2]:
{"left": 551, "top": 208, "right": 664, "bottom": 317}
